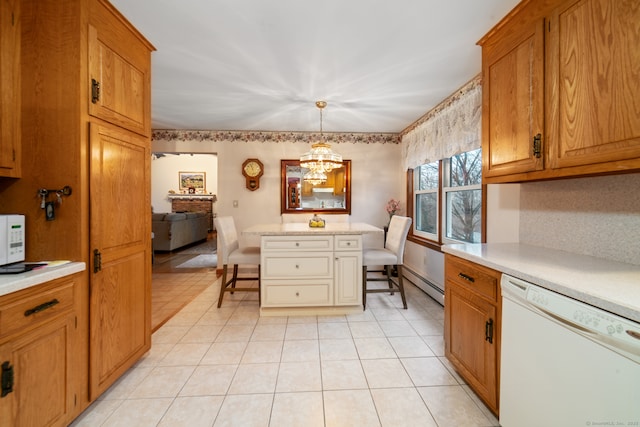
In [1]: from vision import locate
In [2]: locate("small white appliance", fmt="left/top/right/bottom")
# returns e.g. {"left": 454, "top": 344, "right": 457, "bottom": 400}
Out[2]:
{"left": 0, "top": 214, "right": 26, "bottom": 266}
{"left": 500, "top": 274, "right": 640, "bottom": 427}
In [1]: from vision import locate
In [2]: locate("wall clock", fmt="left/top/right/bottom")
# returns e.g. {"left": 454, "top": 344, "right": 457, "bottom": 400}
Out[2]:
{"left": 242, "top": 158, "right": 264, "bottom": 191}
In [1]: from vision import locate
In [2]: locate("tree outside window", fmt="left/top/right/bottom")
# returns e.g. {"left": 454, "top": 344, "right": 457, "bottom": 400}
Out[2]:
{"left": 444, "top": 149, "right": 482, "bottom": 243}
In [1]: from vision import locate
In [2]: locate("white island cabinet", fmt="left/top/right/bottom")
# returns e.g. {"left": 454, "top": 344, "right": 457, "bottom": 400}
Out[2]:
{"left": 244, "top": 223, "right": 380, "bottom": 316}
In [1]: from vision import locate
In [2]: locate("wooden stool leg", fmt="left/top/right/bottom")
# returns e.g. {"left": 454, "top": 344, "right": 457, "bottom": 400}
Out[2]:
{"left": 362, "top": 265, "right": 367, "bottom": 310}
{"left": 385, "top": 265, "right": 395, "bottom": 295}
{"left": 230, "top": 264, "right": 239, "bottom": 293}
{"left": 397, "top": 265, "right": 407, "bottom": 309}
{"left": 218, "top": 264, "right": 229, "bottom": 308}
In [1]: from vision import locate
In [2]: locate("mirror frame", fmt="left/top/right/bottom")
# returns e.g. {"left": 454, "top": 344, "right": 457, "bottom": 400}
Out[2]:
{"left": 280, "top": 159, "right": 351, "bottom": 214}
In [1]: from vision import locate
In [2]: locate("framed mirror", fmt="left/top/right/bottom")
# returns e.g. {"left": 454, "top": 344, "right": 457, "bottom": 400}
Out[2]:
{"left": 281, "top": 159, "right": 351, "bottom": 214}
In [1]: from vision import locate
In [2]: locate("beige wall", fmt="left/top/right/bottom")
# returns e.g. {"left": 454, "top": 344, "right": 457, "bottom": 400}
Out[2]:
{"left": 152, "top": 135, "right": 402, "bottom": 248}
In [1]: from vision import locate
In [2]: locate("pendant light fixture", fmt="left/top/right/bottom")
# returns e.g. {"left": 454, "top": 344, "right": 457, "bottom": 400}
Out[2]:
{"left": 300, "top": 101, "right": 343, "bottom": 180}
{"left": 303, "top": 169, "right": 328, "bottom": 186}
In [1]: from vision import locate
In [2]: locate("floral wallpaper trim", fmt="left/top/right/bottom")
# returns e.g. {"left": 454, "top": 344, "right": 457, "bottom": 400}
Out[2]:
{"left": 399, "top": 74, "right": 482, "bottom": 137}
{"left": 152, "top": 130, "right": 400, "bottom": 144}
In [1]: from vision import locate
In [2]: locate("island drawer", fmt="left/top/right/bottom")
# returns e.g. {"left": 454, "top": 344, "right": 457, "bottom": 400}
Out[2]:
{"left": 262, "top": 280, "right": 333, "bottom": 306}
{"left": 334, "top": 235, "right": 361, "bottom": 251}
{"left": 262, "top": 253, "right": 333, "bottom": 279}
{"left": 262, "top": 235, "right": 333, "bottom": 251}
{"left": 0, "top": 276, "right": 76, "bottom": 338}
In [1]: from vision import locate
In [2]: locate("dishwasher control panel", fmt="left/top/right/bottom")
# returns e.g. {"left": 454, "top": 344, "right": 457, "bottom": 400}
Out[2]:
{"left": 502, "top": 274, "right": 640, "bottom": 362}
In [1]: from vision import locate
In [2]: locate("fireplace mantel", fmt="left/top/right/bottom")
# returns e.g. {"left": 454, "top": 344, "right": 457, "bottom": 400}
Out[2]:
{"left": 167, "top": 194, "right": 217, "bottom": 202}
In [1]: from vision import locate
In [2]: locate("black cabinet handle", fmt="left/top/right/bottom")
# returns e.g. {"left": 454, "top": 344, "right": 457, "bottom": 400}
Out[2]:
{"left": 458, "top": 272, "right": 475, "bottom": 283}
{"left": 24, "top": 299, "right": 60, "bottom": 317}
{"left": 1, "top": 361, "right": 14, "bottom": 397}
{"left": 485, "top": 318, "right": 494, "bottom": 344}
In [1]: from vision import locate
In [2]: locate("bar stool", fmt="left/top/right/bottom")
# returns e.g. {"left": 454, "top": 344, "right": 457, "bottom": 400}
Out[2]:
{"left": 214, "top": 216, "right": 261, "bottom": 308}
{"left": 362, "top": 215, "right": 412, "bottom": 310}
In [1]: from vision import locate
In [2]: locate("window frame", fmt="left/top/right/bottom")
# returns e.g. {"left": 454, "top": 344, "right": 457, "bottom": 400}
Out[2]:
{"left": 412, "top": 161, "right": 440, "bottom": 242}
{"left": 407, "top": 150, "right": 487, "bottom": 250}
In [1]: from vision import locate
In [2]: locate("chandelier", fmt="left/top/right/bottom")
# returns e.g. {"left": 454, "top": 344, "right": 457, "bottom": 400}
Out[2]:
{"left": 303, "top": 169, "right": 327, "bottom": 186}
{"left": 300, "top": 101, "right": 343, "bottom": 180}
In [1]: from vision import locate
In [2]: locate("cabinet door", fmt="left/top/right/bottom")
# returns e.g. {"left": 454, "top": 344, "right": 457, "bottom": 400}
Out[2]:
{"left": 482, "top": 18, "right": 545, "bottom": 178}
{"left": 547, "top": 0, "right": 640, "bottom": 169}
{"left": 89, "top": 122, "right": 151, "bottom": 399}
{"left": 0, "top": 0, "right": 20, "bottom": 177}
{"left": 87, "top": 4, "right": 152, "bottom": 137}
{"left": 334, "top": 252, "right": 362, "bottom": 305}
{"left": 0, "top": 316, "right": 74, "bottom": 427}
{"left": 445, "top": 285, "right": 499, "bottom": 413}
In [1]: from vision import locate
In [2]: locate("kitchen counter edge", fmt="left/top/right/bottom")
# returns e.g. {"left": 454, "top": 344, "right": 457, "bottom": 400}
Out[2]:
{"left": 442, "top": 243, "right": 640, "bottom": 323}
{"left": 0, "top": 262, "right": 87, "bottom": 297}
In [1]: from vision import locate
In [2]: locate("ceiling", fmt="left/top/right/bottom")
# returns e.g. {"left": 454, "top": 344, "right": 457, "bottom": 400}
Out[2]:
{"left": 111, "top": 0, "right": 520, "bottom": 134}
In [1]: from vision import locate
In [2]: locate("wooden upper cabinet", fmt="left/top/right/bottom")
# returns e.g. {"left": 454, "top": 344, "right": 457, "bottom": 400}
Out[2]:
{"left": 479, "top": 0, "right": 640, "bottom": 183}
{"left": 546, "top": 0, "right": 640, "bottom": 169}
{"left": 482, "top": 17, "right": 545, "bottom": 178}
{"left": 88, "top": 3, "right": 153, "bottom": 137}
{"left": 0, "top": 0, "right": 20, "bottom": 177}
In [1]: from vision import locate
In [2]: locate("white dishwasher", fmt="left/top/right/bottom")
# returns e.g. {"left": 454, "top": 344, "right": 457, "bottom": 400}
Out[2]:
{"left": 500, "top": 274, "right": 640, "bottom": 427}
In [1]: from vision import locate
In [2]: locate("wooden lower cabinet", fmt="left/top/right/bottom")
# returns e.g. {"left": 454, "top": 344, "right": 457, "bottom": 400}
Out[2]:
{"left": 0, "top": 274, "right": 81, "bottom": 427}
{"left": 444, "top": 254, "right": 501, "bottom": 416}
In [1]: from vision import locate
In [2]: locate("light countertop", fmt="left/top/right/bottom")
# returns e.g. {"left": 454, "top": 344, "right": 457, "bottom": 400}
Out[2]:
{"left": 0, "top": 262, "right": 86, "bottom": 297}
{"left": 243, "top": 222, "right": 383, "bottom": 236}
{"left": 442, "top": 243, "right": 640, "bottom": 323}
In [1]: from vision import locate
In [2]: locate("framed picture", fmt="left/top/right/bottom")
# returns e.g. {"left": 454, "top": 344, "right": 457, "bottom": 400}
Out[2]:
{"left": 179, "top": 172, "right": 206, "bottom": 192}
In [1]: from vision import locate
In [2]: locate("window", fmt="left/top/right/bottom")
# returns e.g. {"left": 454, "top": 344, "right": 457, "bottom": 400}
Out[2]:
{"left": 414, "top": 161, "right": 439, "bottom": 241}
{"left": 443, "top": 149, "right": 482, "bottom": 243}
{"left": 409, "top": 148, "right": 482, "bottom": 245}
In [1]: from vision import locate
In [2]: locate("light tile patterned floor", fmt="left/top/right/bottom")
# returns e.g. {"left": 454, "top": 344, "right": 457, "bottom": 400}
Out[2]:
{"left": 71, "top": 275, "right": 500, "bottom": 427}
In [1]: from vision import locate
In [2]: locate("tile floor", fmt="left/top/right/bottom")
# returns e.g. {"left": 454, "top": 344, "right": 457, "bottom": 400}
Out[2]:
{"left": 71, "top": 274, "right": 500, "bottom": 427}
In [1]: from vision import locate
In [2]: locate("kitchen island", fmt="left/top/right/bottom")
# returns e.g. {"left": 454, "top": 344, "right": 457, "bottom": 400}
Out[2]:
{"left": 243, "top": 222, "right": 383, "bottom": 316}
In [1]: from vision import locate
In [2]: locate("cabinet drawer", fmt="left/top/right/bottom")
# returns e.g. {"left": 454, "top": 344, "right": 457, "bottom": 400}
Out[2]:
{"left": 262, "top": 236, "right": 333, "bottom": 251}
{"left": 0, "top": 279, "right": 75, "bottom": 338}
{"left": 335, "top": 235, "right": 361, "bottom": 251}
{"left": 262, "top": 280, "right": 332, "bottom": 306}
{"left": 262, "top": 253, "right": 332, "bottom": 279}
{"left": 445, "top": 255, "right": 499, "bottom": 302}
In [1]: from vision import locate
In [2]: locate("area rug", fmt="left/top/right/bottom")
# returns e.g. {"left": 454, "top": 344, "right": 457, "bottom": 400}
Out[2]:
{"left": 176, "top": 254, "right": 218, "bottom": 268}
{"left": 179, "top": 238, "right": 217, "bottom": 254}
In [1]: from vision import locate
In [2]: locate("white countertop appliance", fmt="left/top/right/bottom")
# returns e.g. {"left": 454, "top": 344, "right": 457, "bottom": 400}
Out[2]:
{"left": 500, "top": 274, "right": 640, "bottom": 427}
{"left": 0, "top": 214, "right": 25, "bottom": 266}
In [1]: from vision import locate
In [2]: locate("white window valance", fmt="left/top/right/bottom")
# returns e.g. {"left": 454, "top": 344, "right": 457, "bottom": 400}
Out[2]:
{"left": 402, "top": 77, "right": 482, "bottom": 170}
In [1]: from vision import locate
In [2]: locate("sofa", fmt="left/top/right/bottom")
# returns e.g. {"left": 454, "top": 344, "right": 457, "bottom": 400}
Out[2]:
{"left": 152, "top": 211, "right": 209, "bottom": 251}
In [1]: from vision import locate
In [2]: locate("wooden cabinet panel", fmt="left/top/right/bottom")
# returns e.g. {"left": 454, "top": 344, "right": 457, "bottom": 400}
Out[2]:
{"left": 0, "top": 0, "right": 20, "bottom": 177}
{"left": 444, "top": 254, "right": 501, "bottom": 416}
{"left": 89, "top": 122, "right": 151, "bottom": 398}
{"left": 88, "top": 1, "right": 153, "bottom": 137}
{"left": 0, "top": 274, "right": 79, "bottom": 427}
{"left": 0, "top": 317, "right": 74, "bottom": 427}
{"left": 547, "top": 0, "right": 640, "bottom": 169}
{"left": 0, "top": 280, "right": 74, "bottom": 339}
{"left": 480, "top": 0, "right": 640, "bottom": 183}
{"left": 447, "top": 286, "right": 497, "bottom": 405}
{"left": 482, "top": 18, "right": 545, "bottom": 178}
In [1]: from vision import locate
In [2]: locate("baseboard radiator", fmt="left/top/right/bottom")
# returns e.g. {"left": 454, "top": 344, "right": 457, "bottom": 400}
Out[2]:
{"left": 402, "top": 265, "right": 444, "bottom": 306}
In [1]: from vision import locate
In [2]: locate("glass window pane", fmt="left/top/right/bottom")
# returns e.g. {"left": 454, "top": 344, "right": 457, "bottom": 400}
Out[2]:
{"left": 446, "top": 189, "right": 481, "bottom": 243}
{"left": 417, "top": 162, "right": 439, "bottom": 190}
{"left": 416, "top": 193, "right": 437, "bottom": 234}
{"left": 449, "top": 148, "right": 482, "bottom": 187}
